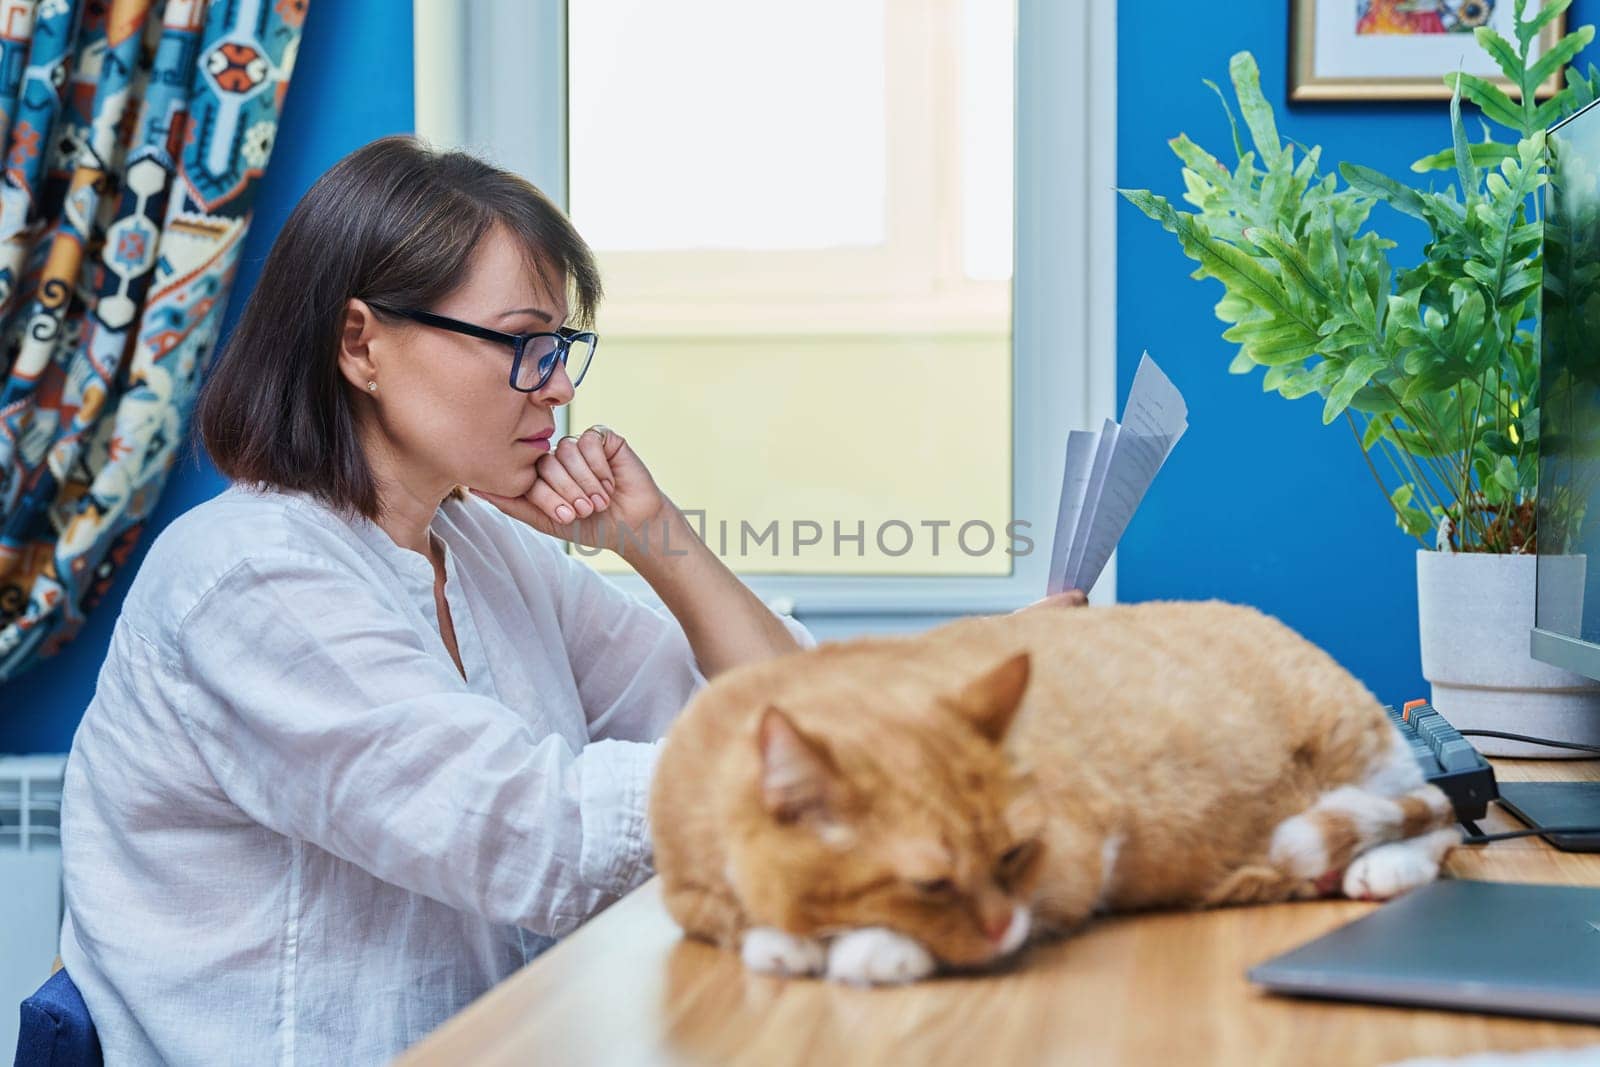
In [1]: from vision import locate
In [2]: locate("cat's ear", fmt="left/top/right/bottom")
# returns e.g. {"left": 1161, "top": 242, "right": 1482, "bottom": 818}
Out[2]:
{"left": 757, "top": 706, "right": 838, "bottom": 822}
{"left": 944, "top": 652, "right": 1031, "bottom": 743}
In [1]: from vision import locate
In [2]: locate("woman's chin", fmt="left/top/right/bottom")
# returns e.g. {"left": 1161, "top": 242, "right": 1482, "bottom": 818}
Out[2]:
{"left": 481, "top": 468, "right": 539, "bottom": 499}
{"left": 462, "top": 482, "right": 528, "bottom": 503}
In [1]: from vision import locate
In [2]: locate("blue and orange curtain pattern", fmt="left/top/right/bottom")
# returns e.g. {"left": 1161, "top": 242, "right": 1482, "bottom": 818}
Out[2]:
{"left": 0, "top": 0, "right": 304, "bottom": 684}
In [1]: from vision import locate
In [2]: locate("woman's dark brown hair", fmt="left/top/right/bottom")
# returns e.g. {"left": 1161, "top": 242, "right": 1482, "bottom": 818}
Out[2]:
{"left": 197, "top": 135, "right": 601, "bottom": 519}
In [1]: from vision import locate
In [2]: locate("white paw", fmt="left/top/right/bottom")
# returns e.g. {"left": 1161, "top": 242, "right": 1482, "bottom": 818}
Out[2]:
{"left": 825, "top": 927, "right": 937, "bottom": 986}
{"left": 741, "top": 927, "right": 827, "bottom": 977}
{"left": 1268, "top": 813, "right": 1327, "bottom": 879}
{"left": 1342, "top": 838, "right": 1443, "bottom": 900}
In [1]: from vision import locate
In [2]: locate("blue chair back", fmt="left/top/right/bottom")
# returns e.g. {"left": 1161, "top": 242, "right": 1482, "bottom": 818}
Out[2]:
{"left": 13, "top": 968, "right": 102, "bottom": 1067}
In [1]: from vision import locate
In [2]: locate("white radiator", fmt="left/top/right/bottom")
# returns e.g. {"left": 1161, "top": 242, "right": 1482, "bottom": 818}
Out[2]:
{"left": 1, "top": 754, "right": 66, "bottom": 1058}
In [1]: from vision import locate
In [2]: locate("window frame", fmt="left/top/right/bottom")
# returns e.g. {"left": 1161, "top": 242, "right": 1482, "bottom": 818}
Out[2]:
{"left": 413, "top": 0, "right": 1120, "bottom": 626}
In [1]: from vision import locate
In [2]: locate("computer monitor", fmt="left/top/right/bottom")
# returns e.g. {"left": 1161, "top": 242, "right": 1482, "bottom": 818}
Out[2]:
{"left": 1497, "top": 99, "right": 1600, "bottom": 854}
{"left": 1535, "top": 97, "right": 1600, "bottom": 683}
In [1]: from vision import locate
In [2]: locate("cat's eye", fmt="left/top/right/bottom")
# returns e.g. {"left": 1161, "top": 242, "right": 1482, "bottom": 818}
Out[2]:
{"left": 911, "top": 877, "right": 957, "bottom": 897}
{"left": 997, "top": 842, "right": 1036, "bottom": 879}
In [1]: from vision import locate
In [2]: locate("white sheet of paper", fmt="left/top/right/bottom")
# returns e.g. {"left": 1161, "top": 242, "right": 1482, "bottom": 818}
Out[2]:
{"left": 1061, "top": 418, "right": 1121, "bottom": 591}
{"left": 1066, "top": 353, "right": 1188, "bottom": 592}
{"left": 1047, "top": 429, "right": 1100, "bottom": 595}
{"left": 1046, "top": 353, "right": 1188, "bottom": 595}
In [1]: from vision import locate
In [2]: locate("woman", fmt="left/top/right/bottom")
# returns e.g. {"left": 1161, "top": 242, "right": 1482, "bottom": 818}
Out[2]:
{"left": 57, "top": 136, "right": 813, "bottom": 1065}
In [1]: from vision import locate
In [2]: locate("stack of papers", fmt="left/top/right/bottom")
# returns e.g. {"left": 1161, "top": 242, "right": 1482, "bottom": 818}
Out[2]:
{"left": 1046, "top": 353, "right": 1188, "bottom": 596}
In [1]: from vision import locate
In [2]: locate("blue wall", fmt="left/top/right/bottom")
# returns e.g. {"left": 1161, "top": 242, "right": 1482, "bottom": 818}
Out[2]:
{"left": 6, "top": 1, "right": 1592, "bottom": 749}
{"left": 1116, "top": 0, "right": 1597, "bottom": 704}
{"left": 2, "top": 0, "right": 414, "bottom": 752}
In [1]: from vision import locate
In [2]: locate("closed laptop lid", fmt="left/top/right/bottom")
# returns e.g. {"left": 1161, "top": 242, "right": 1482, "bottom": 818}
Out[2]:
{"left": 1248, "top": 879, "right": 1600, "bottom": 1023}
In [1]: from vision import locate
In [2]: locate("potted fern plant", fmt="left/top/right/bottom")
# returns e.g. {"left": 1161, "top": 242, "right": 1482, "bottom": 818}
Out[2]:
{"left": 1121, "top": 0, "right": 1600, "bottom": 754}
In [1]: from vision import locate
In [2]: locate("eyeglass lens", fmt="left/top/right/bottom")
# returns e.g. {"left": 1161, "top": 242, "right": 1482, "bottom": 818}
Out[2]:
{"left": 514, "top": 335, "right": 595, "bottom": 391}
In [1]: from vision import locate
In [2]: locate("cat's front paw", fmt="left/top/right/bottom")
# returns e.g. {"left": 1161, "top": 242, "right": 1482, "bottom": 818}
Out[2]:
{"left": 1342, "top": 829, "right": 1456, "bottom": 901}
{"left": 825, "top": 927, "right": 938, "bottom": 986}
{"left": 741, "top": 926, "right": 827, "bottom": 977}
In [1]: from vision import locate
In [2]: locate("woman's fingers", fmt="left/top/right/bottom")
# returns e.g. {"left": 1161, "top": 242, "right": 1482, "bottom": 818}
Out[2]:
{"left": 1014, "top": 589, "right": 1089, "bottom": 614}
{"left": 553, "top": 433, "right": 610, "bottom": 512}
{"left": 575, "top": 426, "right": 616, "bottom": 496}
{"left": 527, "top": 474, "right": 582, "bottom": 526}
{"left": 531, "top": 453, "right": 592, "bottom": 523}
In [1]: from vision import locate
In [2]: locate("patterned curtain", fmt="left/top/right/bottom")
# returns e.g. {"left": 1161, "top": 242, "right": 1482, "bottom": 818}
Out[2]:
{"left": 0, "top": 0, "right": 306, "bottom": 685}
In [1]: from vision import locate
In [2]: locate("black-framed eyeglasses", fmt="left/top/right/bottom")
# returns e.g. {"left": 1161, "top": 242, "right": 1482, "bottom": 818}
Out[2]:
{"left": 368, "top": 303, "right": 598, "bottom": 393}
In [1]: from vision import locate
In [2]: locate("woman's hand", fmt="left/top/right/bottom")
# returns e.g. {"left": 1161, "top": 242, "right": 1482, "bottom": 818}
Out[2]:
{"left": 475, "top": 424, "right": 802, "bottom": 677}
{"left": 1013, "top": 589, "right": 1089, "bottom": 614}
{"left": 470, "top": 425, "right": 668, "bottom": 552}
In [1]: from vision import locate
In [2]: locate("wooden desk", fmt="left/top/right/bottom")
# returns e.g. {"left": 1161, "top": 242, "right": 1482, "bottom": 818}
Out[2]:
{"left": 399, "top": 759, "right": 1600, "bottom": 1067}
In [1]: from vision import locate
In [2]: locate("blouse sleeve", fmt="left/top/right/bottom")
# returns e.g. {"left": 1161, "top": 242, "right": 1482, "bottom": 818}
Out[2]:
{"left": 544, "top": 540, "right": 816, "bottom": 744}
{"left": 174, "top": 554, "right": 657, "bottom": 939}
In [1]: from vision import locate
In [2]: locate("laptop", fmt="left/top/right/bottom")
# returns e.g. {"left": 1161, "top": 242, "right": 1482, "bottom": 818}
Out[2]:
{"left": 1248, "top": 879, "right": 1600, "bottom": 1023}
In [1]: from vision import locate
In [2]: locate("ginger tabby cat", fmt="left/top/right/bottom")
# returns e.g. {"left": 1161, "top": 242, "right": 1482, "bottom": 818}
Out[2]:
{"left": 649, "top": 600, "right": 1459, "bottom": 985}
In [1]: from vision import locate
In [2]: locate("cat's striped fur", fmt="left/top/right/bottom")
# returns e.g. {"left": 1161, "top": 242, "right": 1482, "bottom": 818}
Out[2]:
{"left": 650, "top": 600, "right": 1458, "bottom": 985}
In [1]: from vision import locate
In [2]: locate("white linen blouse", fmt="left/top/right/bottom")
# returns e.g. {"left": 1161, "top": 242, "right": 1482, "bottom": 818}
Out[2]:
{"left": 57, "top": 483, "right": 812, "bottom": 1065}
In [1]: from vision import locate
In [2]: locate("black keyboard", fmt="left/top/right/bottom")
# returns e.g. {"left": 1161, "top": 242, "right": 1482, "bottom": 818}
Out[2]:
{"left": 1384, "top": 701, "right": 1498, "bottom": 821}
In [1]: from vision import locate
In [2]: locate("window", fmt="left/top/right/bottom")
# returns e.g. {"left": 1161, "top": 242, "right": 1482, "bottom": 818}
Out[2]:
{"left": 415, "top": 0, "right": 1116, "bottom": 628}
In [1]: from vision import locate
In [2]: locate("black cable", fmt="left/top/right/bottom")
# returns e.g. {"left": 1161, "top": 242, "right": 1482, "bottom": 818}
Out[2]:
{"left": 1456, "top": 728, "right": 1600, "bottom": 755}
{"left": 1460, "top": 824, "right": 1600, "bottom": 844}
{"left": 1448, "top": 727, "right": 1600, "bottom": 841}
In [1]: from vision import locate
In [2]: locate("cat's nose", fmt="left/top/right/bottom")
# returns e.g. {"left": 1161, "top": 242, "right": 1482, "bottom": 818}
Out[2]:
{"left": 984, "top": 909, "right": 1014, "bottom": 943}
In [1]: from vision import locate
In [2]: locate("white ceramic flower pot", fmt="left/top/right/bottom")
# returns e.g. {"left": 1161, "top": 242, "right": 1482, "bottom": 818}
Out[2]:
{"left": 1416, "top": 550, "right": 1600, "bottom": 758}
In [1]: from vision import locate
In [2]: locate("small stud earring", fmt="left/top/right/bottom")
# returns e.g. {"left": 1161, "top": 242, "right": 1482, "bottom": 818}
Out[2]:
{"left": 366, "top": 381, "right": 377, "bottom": 392}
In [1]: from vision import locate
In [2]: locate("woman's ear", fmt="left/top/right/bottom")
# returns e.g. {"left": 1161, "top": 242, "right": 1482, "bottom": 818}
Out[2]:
{"left": 336, "top": 297, "right": 382, "bottom": 392}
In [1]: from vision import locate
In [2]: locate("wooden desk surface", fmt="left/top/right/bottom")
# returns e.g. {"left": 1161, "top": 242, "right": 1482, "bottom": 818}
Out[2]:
{"left": 399, "top": 759, "right": 1600, "bottom": 1067}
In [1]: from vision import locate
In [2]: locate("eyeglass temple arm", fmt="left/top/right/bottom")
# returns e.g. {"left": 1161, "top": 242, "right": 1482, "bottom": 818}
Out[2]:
{"left": 373, "top": 304, "right": 524, "bottom": 347}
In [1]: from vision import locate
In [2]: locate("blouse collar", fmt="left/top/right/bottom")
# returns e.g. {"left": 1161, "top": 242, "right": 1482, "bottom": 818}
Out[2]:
{"left": 261, "top": 484, "right": 458, "bottom": 592}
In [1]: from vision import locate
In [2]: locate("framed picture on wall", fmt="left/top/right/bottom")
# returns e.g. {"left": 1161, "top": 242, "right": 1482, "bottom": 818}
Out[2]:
{"left": 1290, "top": 0, "right": 1567, "bottom": 102}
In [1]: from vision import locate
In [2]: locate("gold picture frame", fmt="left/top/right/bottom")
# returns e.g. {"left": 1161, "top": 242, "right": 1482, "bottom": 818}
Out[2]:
{"left": 1291, "top": 0, "right": 1567, "bottom": 102}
